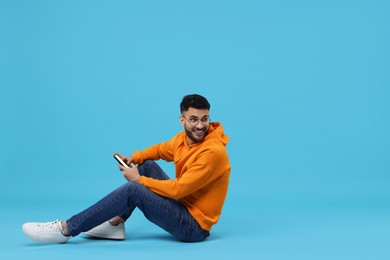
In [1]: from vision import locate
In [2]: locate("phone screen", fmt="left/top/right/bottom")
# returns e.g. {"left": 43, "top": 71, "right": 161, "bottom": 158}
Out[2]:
{"left": 114, "top": 155, "right": 130, "bottom": 168}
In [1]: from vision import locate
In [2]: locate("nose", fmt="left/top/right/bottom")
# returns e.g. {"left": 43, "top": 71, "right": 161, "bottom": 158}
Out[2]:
{"left": 196, "top": 120, "right": 204, "bottom": 128}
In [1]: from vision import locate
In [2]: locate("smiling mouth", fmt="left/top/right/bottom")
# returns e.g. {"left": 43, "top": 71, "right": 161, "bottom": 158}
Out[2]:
{"left": 194, "top": 128, "right": 205, "bottom": 134}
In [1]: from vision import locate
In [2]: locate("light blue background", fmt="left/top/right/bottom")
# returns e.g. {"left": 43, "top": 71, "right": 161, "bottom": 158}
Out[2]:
{"left": 1, "top": 0, "right": 389, "bottom": 259}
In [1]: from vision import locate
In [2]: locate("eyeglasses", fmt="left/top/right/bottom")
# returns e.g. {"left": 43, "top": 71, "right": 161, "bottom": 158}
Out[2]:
{"left": 181, "top": 116, "right": 211, "bottom": 126}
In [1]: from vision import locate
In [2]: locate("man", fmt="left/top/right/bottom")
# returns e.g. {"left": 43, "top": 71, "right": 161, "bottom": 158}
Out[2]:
{"left": 22, "top": 94, "right": 230, "bottom": 243}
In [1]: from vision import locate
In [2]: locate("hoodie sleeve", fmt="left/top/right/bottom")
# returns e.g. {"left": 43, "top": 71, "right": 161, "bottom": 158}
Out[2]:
{"left": 137, "top": 145, "right": 227, "bottom": 199}
{"left": 131, "top": 137, "right": 177, "bottom": 164}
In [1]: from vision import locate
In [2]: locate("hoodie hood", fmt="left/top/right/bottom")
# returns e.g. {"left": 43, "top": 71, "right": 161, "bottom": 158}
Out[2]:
{"left": 204, "top": 122, "right": 229, "bottom": 146}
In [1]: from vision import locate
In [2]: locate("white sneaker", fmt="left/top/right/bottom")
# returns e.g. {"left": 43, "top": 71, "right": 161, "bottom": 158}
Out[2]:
{"left": 83, "top": 221, "right": 125, "bottom": 240}
{"left": 22, "top": 220, "right": 70, "bottom": 244}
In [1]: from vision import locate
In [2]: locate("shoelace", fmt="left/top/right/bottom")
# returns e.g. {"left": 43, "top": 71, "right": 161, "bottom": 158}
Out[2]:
{"left": 38, "top": 220, "right": 61, "bottom": 233}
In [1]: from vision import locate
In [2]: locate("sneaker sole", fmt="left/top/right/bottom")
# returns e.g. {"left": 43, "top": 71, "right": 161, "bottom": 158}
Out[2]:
{"left": 83, "top": 232, "right": 125, "bottom": 240}
{"left": 22, "top": 225, "right": 69, "bottom": 244}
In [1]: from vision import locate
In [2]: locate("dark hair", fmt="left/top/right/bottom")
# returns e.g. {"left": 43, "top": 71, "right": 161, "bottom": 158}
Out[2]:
{"left": 180, "top": 94, "right": 210, "bottom": 113}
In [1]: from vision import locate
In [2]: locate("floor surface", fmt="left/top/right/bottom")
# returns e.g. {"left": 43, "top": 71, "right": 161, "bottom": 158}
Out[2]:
{"left": 3, "top": 194, "right": 389, "bottom": 260}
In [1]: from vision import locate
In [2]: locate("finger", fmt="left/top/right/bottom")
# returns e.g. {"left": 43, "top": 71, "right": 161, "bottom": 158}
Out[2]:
{"left": 130, "top": 163, "right": 136, "bottom": 168}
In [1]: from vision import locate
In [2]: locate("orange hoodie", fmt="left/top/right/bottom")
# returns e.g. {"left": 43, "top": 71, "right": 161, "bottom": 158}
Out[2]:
{"left": 132, "top": 122, "right": 230, "bottom": 231}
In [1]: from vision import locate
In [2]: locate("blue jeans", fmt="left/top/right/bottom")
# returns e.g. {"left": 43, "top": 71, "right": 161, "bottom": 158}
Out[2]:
{"left": 66, "top": 160, "right": 210, "bottom": 242}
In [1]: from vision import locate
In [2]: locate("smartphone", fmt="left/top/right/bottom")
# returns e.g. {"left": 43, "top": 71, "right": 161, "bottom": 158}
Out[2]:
{"left": 114, "top": 154, "right": 130, "bottom": 168}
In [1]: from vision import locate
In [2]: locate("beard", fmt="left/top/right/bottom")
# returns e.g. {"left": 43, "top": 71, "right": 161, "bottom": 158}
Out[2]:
{"left": 185, "top": 125, "right": 209, "bottom": 144}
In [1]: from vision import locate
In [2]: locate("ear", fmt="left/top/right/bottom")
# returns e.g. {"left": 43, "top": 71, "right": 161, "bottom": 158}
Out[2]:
{"left": 179, "top": 116, "right": 185, "bottom": 127}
